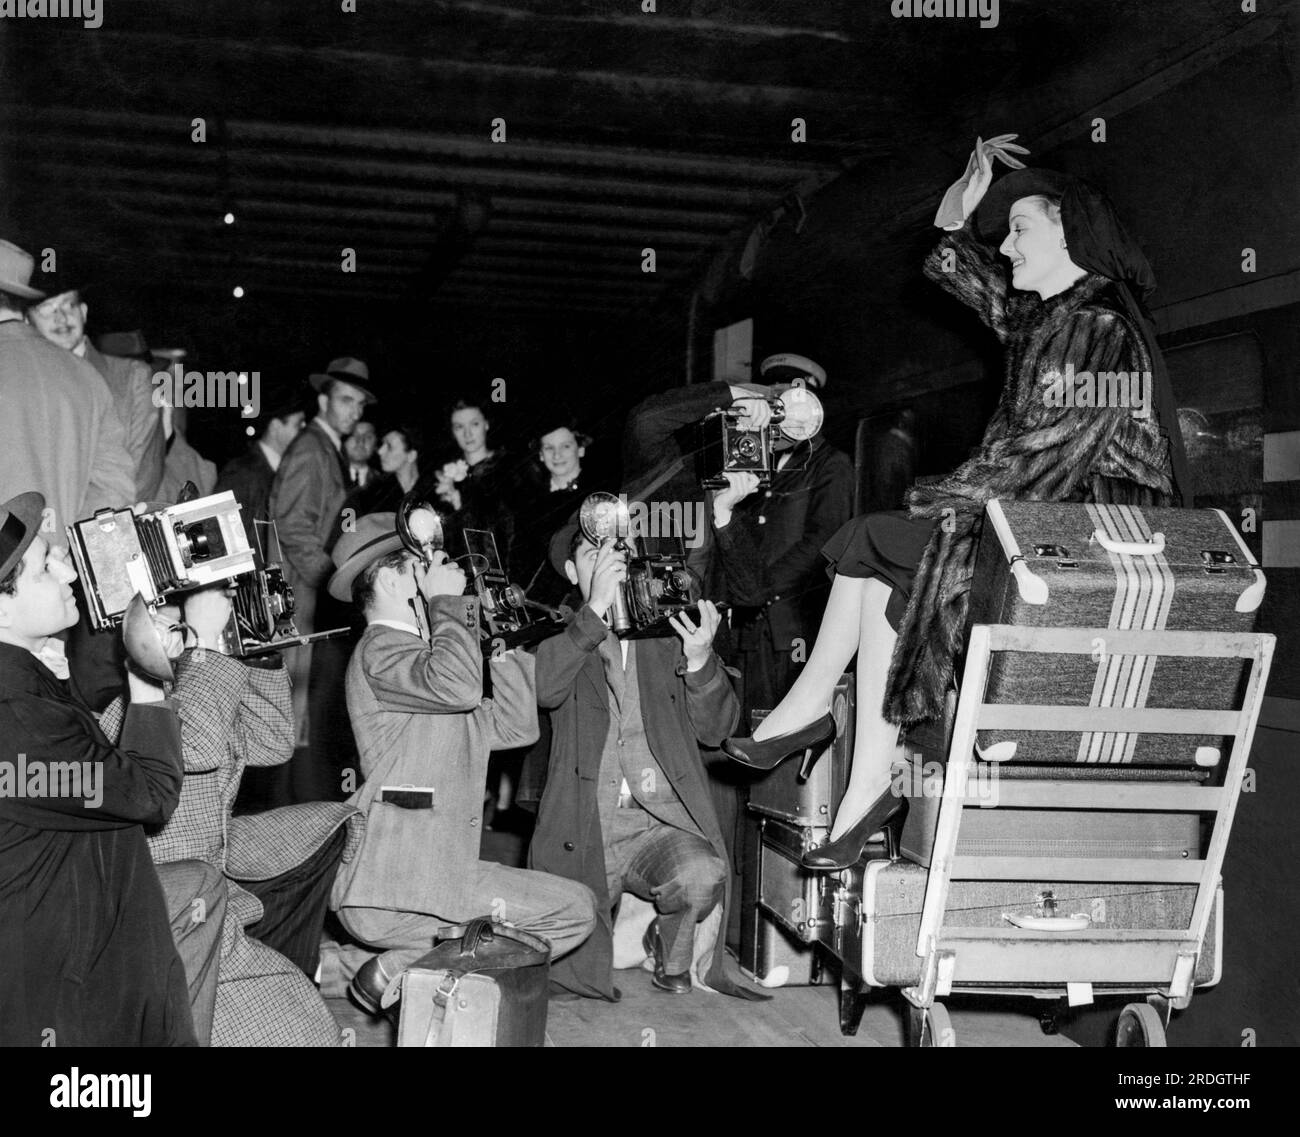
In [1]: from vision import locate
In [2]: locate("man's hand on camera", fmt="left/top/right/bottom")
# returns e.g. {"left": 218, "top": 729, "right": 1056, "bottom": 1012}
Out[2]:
{"left": 712, "top": 471, "right": 761, "bottom": 528}
{"left": 730, "top": 397, "right": 773, "bottom": 432}
{"left": 669, "top": 599, "right": 720, "bottom": 671}
{"left": 420, "top": 550, "right": 467, "bottom": 598}
{"left": 181, "top": 585, "right": 234, "bottom": 653}
{"left": 587, "top": 539, "right": 628, "bottom": 620}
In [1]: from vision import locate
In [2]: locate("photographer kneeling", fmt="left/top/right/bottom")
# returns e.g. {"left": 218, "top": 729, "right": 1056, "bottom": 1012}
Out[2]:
{"left": 527, "top": 524, "right": 765, "bottom": 1001}
{"left": 327, "top": 514, "right": 596, "bottom": 1015}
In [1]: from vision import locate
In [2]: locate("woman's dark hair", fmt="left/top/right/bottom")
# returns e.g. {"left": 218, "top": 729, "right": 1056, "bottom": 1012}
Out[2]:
{"left": 449, "top": 398, "right": 490, "bottom": 425}
{"left": 384, "top": 423, "right": 425, "bottom": 457}
{"left": 535, "top": 419, "right": 593, "bottom": 454}
{"left": 352, "top": 548, "right": 411, "bottom": 610}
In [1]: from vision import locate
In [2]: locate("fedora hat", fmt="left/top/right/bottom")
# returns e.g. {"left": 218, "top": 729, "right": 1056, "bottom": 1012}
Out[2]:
{"left": 310, "top": 356, "right": 377, "bottom": 404}
{"left": 0, "top": 241, "right": 46, "bottom": 301}
{"left": 0, "top": 492, "right": 48, "bottom": 583}
{"left": 328, "top": 512, "right": 403, "bottom": 602}
{"left": 96, "top": 330, "right": 151, "bottom": 360}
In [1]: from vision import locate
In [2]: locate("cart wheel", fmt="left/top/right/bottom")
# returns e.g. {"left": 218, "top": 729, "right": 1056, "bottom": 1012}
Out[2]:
{"left": 1116, "top": 1002, "right": 1167, "bottom": 1047}
{"left": 907, "top": 1002, "right": 956, "bottom": 1047}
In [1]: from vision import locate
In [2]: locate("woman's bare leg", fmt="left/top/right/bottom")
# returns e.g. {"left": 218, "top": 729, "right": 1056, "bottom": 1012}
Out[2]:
{"left": 830, "top": 577, "right": 903, "bottom": 840}
{"left": 751, "top": 573, "right": 867, "bottom": 739}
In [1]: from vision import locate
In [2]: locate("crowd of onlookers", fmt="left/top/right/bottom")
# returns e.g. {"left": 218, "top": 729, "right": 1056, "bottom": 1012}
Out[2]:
{"left": 0, "top": 234, "right": 862, "bottom": 1045}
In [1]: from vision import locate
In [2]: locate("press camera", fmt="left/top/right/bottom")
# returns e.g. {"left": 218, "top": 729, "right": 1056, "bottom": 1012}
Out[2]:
{"left": 68, "top": 491, "right": 333, "bottom": 659}
{"left": 67, "top": 491, "right": 256, "bottom": 629}
{"left": 578, "top": 491, "right": 717, "bottom": 640}
{"left": 696, "top": 385, "right": 825, "bottom": 489}
{"left": 397, "top": 494, "right": 562, "bottom": 651}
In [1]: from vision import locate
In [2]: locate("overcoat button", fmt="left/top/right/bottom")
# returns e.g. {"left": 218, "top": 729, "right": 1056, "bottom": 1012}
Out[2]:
{"left": 563, "top": 841, "right": 575, "bottom": 851}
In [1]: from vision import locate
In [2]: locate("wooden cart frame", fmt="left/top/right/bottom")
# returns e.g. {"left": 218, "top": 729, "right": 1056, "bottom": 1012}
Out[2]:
{"left": 843, "top": 622, "right": 1275, "bottom": 1047}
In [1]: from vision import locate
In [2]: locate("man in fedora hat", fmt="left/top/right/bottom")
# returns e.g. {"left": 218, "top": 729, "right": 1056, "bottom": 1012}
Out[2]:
{"left": 28, "top": 283, "right": 165, "bottom": 502}
{"left": 268, "top": 357, "right": 375, "bottom": 767}
{"left": 324, "top": 513, "right": 596, "bottom": 1013}
{"left": 0, "top": 240, "right": 135, "bottom": 545}
{"left": 0, "top": 489, "right": 226, "bottom": 1045}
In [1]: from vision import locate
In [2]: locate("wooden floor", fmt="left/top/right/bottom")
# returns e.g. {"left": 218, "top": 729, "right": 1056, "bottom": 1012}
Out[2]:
{"left": 326, "top": 820, "right": 1076, "bottom": 1048}
{"left": 327, "top": 978, "right": 1078, "bottom": 1048}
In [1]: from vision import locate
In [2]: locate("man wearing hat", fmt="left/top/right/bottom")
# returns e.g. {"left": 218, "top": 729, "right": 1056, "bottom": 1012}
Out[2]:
{"left": 0, "top": 490, "right": 223, "bottom": 1045}
{"left": 215, "top": 392, "right": 307, "bottom": 551}
{"left": 27, "top": 280, "right": 166, "bottom": 502}
{"left": 325, "top": 514, "right": 596, "bottom": 1013}
{"left": 268, "top": 357, "right": 374, "bottom": 762}
{"left": 0, "top": 240, "right": 136, "bottom": 544}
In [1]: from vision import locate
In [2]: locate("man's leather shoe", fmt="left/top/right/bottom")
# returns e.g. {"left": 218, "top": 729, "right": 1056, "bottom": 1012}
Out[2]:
{"left": 642, "top": 921, "right": 691, "bottom": 994}
{"left": 349, "top": 954, "right": 402, "bottom": 1022}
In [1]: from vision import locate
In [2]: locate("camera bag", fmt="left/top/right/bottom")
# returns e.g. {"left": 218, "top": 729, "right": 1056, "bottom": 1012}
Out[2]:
{"left": 393, "top": 917, "right": 551, "bottom": 1047}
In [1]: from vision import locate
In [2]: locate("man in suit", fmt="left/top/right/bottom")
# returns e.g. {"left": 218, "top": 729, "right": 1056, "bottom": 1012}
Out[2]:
{"left": 268, "top": 357, "right": 373, "bottom": 759}
{"left": 528, "top": 523, "right": 764, "bottom": 1002}
{"left": 326, "top": 514, "right": 596, "bottom": 1015}
{"left": 215, "top": 396, "right": 307, "bottom": 553}
{"left": 26, "top": 291, "right": 166, "bottom": 504}
{"left": 0, "top": 242, "right": 136, "bottom": 542}
{"left": 343, "top": 419, "right": 378, "bottom": 489}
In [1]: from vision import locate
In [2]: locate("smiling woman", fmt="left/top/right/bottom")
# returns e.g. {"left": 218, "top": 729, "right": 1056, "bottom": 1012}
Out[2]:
{"left": 724, "top": 140, "right": 1189, "bottom": 870}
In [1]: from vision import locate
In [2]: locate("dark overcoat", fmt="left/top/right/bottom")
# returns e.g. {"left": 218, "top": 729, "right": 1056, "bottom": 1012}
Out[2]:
{"left": 528, "top": 605, "right": 763, "bottom": 1000}
{"left": 0, "top": 643, "right": 192, "bottom": 1046}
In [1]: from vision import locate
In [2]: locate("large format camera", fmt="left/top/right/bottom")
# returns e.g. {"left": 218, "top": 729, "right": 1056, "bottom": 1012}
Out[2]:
{"left": 68, "top": 492, "right": 256, "bottom": 628}
{"left": 397, "top": 494, "right": 562, "bottom": 652}
{"left": 578, "top": 492, "right": 715, "bottom": 640}
{"left": 696, "top": 386, "right": 825, "bottom": 489}
{"left": 68, "top": 491, "right": 326, "bottom": 659}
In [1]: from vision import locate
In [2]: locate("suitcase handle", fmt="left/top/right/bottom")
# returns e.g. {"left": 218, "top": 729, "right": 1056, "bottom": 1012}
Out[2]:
{"left": 460, "top": 917, "right": 496, "bottom": 957}
{"left": 1091, "top": 529, "right": 1165, "bottom": 557}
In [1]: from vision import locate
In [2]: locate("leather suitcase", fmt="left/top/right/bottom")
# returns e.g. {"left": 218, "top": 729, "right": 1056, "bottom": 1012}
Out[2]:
{"left": 836, "top": 859, "right": 1220, "bottom": 990}
{"left": 753, "top": 814, "right": 837, "bottom": 945}
{"left": 968, "top": 499, "right": 1264, "bottom": 766}
{"left": 748, "top": 674, "right": 853, "bottom": 825}
{"left": 896, "top": 756, "right": 1205, "bottom": 868}
{"left": 394, "top": 918, "right": 550, "bottom": 1047}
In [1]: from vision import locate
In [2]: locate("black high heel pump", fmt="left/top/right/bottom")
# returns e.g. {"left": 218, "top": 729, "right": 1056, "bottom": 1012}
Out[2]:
{"left": 722, "top": 713, "right": 835, "bottom": 773}
{"left": 801, "top": 788, "right": 907, "bottom": 871}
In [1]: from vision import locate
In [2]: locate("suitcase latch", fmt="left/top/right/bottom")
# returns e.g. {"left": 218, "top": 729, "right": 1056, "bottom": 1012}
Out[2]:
{"left": 1034, "top": 890, "right": 1058, "bottom": 918}
{"left": 1201, "top": 550, "right": 1235, "bottom": 574}
{"left": 1033, "top": 544, "right": 1077, "bottom": 568}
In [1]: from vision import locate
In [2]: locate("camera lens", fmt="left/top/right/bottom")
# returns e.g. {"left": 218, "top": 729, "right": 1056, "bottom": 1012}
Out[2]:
{"left": 733, "top": 435, "right": 759, "bottom": 460}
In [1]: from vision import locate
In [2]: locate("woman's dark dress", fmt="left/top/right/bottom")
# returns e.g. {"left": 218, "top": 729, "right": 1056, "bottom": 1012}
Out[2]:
{"left": 827, "top": 224, "right": 1178, "bottom": 725}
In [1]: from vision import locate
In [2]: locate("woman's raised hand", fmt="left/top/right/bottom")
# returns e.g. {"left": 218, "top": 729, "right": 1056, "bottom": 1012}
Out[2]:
{"left": 934, "top": 133, "right": 1031, "bottom": 229}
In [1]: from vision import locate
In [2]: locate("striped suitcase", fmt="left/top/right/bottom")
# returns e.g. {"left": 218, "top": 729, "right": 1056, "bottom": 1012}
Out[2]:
{"left": 966, "top": 500, "right": 1265, "bottom": 766}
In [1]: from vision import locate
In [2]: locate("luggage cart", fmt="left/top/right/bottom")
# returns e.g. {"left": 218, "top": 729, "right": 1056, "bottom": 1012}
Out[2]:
{"left": 834, "top": 622, "right": 1274, "bottom": 1047}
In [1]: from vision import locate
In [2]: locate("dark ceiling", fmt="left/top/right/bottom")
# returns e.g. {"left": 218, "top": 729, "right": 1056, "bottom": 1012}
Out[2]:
{"left": 1, "top": 0, "right": 1268, "bottom": 327}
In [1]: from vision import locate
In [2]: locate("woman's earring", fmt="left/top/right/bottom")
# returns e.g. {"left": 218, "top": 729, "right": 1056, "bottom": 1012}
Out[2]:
{"left": 1060, "top": 239, "right": 1068, "bottom": 249}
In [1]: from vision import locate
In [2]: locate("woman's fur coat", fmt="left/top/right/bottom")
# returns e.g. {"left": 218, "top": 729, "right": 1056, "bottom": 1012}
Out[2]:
{"left": 883, "top": 227, "right": 1177, "bottom": 725}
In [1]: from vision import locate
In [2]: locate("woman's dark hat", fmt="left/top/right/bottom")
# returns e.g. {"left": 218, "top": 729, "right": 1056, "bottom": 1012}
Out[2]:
{"left": 975, "top": 167, "right": 1075, "bottom": 243}
{"left": 0, "top": 492, "right": 47, "bottom": 582}
{"left": 328, "top": 512, "right": 402, "bottom": 602}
